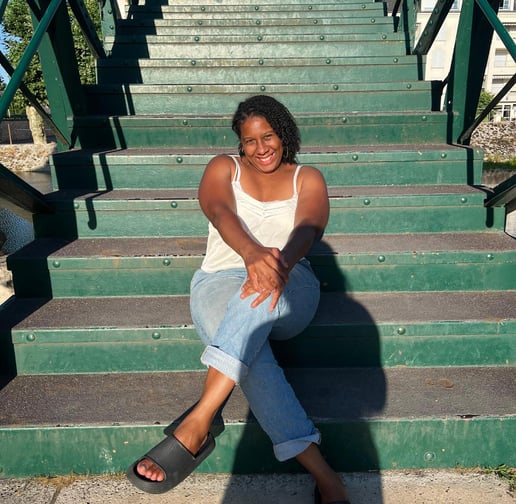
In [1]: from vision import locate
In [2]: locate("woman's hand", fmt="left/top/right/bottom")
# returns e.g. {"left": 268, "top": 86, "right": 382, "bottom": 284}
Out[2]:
{"left": 241, "top": 246, "right": 288, "bottom": 311}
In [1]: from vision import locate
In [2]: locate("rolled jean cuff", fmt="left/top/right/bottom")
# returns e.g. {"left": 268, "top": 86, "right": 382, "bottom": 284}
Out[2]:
{"left": 273, "top": 430, "right": 321, "bottom": 462}
{"left": 201, "top": 345, "right": 248, "bottom": 383}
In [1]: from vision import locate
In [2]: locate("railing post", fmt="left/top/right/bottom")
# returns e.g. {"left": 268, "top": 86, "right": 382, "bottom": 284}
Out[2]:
{"left": 30, "top": 0, "right": 88, "bottom": 149}
{"left": 445, "top": 0, "right": 499, "bottom": 145}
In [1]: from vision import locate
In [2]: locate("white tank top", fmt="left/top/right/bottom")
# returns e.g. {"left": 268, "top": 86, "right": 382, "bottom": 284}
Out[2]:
{"left": 201, "top": 155, "right": 302, "bottom": 272}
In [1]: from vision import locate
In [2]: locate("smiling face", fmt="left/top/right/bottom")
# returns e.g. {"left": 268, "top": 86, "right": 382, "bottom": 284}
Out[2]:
{"left": 239, "top": 115, "right": 285, "bottom": 174}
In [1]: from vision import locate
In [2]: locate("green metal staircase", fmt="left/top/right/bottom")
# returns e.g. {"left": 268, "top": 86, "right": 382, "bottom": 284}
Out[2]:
{"left": 0, "top": 0, "right": 515, "bottom": 479}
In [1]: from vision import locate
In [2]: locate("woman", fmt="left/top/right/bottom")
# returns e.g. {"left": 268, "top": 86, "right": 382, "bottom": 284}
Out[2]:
{"left": 127, "top": 95, "right": 350, "bottom": 504}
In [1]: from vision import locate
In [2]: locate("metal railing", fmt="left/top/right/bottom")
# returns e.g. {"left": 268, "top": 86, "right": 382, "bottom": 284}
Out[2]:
{"left": 0, "top": 0, "right": 119, "bottom": 217}
{"left": 395, "top": 0, "right": 516, "bottom": 145}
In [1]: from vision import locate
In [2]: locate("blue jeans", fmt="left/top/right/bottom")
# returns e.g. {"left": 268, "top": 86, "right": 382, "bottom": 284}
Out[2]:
{"left": 190, "top": 260, "right": 321, "bottom": 461}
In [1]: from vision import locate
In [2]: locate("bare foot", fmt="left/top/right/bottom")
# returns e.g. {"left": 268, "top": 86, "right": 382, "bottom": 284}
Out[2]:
{"left": 136, "top": 416, "right": 209, "bottom": 481}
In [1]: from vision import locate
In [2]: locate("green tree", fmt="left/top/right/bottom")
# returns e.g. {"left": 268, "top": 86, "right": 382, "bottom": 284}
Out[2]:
{"left": 3, "top": 0, "right": 100, "bottom": 115}
{"left": 476, "top": 90, "right": 500, "bottom": 121}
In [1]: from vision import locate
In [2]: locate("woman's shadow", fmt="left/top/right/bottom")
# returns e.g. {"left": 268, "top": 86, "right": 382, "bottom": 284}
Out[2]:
{"left": 214, "top": 238, "right": 387, "bottom": 503}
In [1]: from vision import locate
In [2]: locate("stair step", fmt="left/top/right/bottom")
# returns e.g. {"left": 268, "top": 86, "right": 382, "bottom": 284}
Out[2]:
{"left": 71, "top": 113, "right": 450, "bottom": 149}
{"left": 96, "top": 56, "right": 423, "bottom": 85}
{"left": 2, "top": 290, "right": 515, "bottom": 373}
{"left": 31, "top": 186, "right": 506, "bottom": 239}
{"left": 49, "top": 144, "right": 483, "bottom": 190}
{"left": 0, "top": 367, "right": 514, "bottom": 476}
{"left": 115, "top": 20, "right": 395, "bottom": 37}
{"left": 84, "top": 82, "right": 435, "bottom": 115}
{"left": 8, "top": 232, "right": 516, "bottom": 298}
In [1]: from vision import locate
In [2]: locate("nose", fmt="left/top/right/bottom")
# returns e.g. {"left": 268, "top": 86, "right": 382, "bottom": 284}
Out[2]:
{"left": 256, "top": 139, "right": 268, "bottom": 153}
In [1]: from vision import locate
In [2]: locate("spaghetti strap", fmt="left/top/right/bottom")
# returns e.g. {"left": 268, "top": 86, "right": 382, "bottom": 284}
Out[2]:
{"left": 229, "top": 155, "right": 241, "bottom": 183}
{"left": 293, "top": 165, "right": 302, "bottom": 196}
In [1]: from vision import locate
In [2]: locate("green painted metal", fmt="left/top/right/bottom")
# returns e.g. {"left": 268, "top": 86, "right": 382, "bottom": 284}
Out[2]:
{"left": 0, "top": 417, "right": 514, "bottom": 477}
{"left": 446, "top": 0, "right": 498, "bottom": 144}
{"left": 12, "top": 322, "right": 515, "bottom": 374}
{"left": 70, "top": 113, "right": 449, "bottom": 149}
{"left": 31, "top": 0, "right": 87, "bottom": 147}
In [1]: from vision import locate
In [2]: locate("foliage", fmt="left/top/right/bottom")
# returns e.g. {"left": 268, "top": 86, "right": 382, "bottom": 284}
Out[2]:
{"left": 483, "top": 465, "right": 516, "bottom": 492}
{"left": 2, "top": 0, "right": 101, "bottom": 115}
{"left": 476, "top": 90, "right": 500, "bottom": 121}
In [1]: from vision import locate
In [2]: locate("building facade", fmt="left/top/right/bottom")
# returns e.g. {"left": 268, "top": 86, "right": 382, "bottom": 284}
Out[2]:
{"left": 417, "top": 0, "right": 516, "bottom": 121}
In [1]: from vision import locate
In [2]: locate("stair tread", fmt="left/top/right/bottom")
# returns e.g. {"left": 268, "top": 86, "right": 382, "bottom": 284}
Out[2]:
{"left": 12, "top": 232, "right": 516, "bottom": 260}
{"left": 44, "top": 185, "right": 489, "bottom": 202}
{"left": 0, "top": 366, "right": 514, "bottom": 427}
{"left": 4, "top": 291, "right": 515, "bottom": 331}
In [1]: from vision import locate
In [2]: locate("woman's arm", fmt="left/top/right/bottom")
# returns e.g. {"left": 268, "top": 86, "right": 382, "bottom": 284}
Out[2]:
{"left": 241, "top": 165, "right": 329, "bottom": 310}
{"left": 198, "top": 155, "right": 288, "bottom": 294}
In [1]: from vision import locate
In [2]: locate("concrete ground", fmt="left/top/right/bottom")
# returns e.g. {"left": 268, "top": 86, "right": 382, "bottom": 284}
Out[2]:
{"left": 1, "top": 470, "right": 513, "bottom": 504}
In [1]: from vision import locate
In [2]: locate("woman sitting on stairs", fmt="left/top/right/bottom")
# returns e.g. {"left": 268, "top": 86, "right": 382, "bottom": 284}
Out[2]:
{"left": 127, "top": 94, "right": 350, "bottom": 504}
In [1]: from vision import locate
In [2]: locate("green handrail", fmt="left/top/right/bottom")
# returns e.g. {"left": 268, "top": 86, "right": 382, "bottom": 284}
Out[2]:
{"left": 410, "top": 0, "right": 515, "bottom": 144}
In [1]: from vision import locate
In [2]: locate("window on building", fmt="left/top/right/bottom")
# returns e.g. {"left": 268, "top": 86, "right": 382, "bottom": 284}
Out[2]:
{"left": 494, "top": 49, "right": 508, "bottom": 67}
{"left": 499, "top": 0, "right": 510, "bottom": 10}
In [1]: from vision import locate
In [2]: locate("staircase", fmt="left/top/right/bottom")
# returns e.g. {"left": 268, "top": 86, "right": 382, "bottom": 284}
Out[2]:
{"left": 0, "top": 0, "right": 515, "bottom": 479}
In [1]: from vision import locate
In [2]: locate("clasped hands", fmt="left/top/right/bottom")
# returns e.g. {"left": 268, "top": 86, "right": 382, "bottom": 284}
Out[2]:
{"left": 240, "top": 246, "right": 289, "bottom": 311}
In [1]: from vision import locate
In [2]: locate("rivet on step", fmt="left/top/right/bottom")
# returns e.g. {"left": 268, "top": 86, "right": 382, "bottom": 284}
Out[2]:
{"left": 433, "top": 7, "right": 440, "bottom": 14}
{"left": 257, "top": 36, "right": 263, "bottom": 41}
{"left": 341, "top": 117, "right": 347, "bottom": 123}
{"left": 393, "top": 57, "right": 399, "bottom": 63}
{"left": 152, "top": 332, "right": 161, "bottom": 340}
{"left": 326, "top": 59, "right": 332, "bottom": 64}
{"left": 397, "top": 327, "right": 406, "bottom": 335}
{"left": 377, "top": 255, "right": 386, "bottom": 263}
{"left": 258, "top": 59, "right": 264, "bottom": 65}
{"left": 191, "top": 60, "right": 196, "bottom": 65}
{"left": 308, "top": 5, "right": 313, "bottom": 10}
{"left": 74, "top": 202, "right": 80, "bottom": 209}
{"left": 421, "top": 115, "right": 428, "bottom": 121}
{"left": 440, "top": 152, "right": 447, "bottom": 158}
{"left": 352, "top": 154, "right": 359, "bottom": 161}
{"left": 183, "top": 120, "right": 189, "bottom": 125}
{"left": 52, "top": 260, "right": 61, "bottom": 268}
{"left": 255, "top": 5, "right": 260, "bottom": 10}
{"left": 256, "top": 20, "right": 261, "bottom": 25}
{"left": 424, "top": 30, "right": 428, "bottom": 36}
{"left": 363, "top": 198, "right": 370, "bottom": 205}
{"left": 371, "top": 18, "right": 376, "bottom": 23}
{"left": 187, "top": 86, "right": 193, "bottom": 92}
{"left": 194, "top": 36, "right": 200, "bottom": 42}
{"left": 362, "top": 4, "right": 366, "bottom": 8}
{"left": 320, "top": 35, "right": 325, "bottom": 41}
{"left": 406, "top": 83, "right": 412, "bottom": 89}
{"left": 460, "top": 197, "right": 468, "bottom": 204}
{"left": 26, "top": 333, "right": 36, "bottom": 342}
{"left": 382, "top": 34, "right": 387, "bottom": 40}
{"left": 201, "top": 6, "right": 206, "bottom": 11}
{"left": 333, "top": 85, "right": 339, "bottom": 90}
{"left": 428, "top": 20, "right": 434, "bottom": 26}
{"left": 163, "top": 259, "right": 171, "bottom": 266}
{"left": 176, "top": 157, "right": 183, "bottom": 163}
{"left": 171, "top": 201, "right": 178, "bottom": 208}
{"left": 487, "top": 253, "right": 494, "bottom": 260}
{"left": 313, "top": 19, "right": 318, "bottom": 24}
{"left": 424, "top": 452, "right": 436, "bottom": 462}
{"left": 198, "top": 21, "right": 203, "bottom": 26}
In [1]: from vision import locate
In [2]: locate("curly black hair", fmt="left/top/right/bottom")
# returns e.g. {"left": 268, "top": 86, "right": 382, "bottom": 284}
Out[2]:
{"left": 232, "top": 95, "right": 301, "bottom": 164}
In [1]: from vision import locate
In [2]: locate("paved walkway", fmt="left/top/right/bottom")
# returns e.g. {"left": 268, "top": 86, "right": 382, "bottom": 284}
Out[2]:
{"left": 1, "top": 470, "right": 513, "bottom": 504}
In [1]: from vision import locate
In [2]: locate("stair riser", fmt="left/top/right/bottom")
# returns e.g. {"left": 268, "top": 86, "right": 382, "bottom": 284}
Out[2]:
{"left": 84, "top": 89, "right": 434, "bottom": 115}
{"left": 71, "top": 116, "right": 449, "bottom": 149}
{"left": 110, "top": 40, "right": 405, "bottom": 59}
{"left": 50, "top": 160, "right": 483, "bottom": 190}
{"left": 1, "top": 418, "right": 514, "bottom": 477}
{"left": 10, "top": 257, "right": 515, "bottom": 297}
{"left": 96, "top": 63, "right": 422, "bottom": 86}
{"left": 11, "top": 319, "right": 515, "bottom": 374}
{"left": 32, "top": 203, "right": 506, "bottom": 239}
{"left": 115, "top": 23, "right": 395, "bottom": 37}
